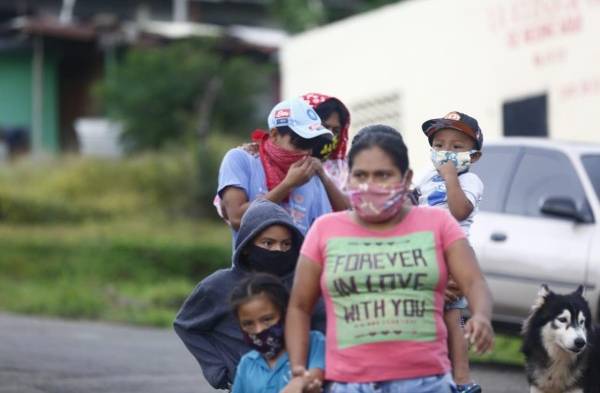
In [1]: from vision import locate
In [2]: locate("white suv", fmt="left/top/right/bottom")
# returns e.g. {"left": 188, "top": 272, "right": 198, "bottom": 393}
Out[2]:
{"left": 469, "top": 138, "right": 600, "bottom": 325}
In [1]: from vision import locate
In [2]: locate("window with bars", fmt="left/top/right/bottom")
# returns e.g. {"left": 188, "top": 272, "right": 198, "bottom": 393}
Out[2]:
{"left": 348, "top": 92, "right": 402, "bottom": 134}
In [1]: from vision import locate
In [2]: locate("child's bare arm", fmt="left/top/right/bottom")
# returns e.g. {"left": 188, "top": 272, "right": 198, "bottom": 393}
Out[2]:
{"left": 438, "top": 162, "right": 474, "bottom": 221}
{"left": 312, "top": 158, "right": 350, "bottom": 211}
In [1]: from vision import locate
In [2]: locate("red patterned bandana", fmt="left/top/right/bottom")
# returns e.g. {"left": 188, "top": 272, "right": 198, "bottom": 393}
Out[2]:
{"left": 251, "top": 130, "right": 307, "bottom": 199}
{"left": 301, "top": 93, "right": 350, "bottom": 160}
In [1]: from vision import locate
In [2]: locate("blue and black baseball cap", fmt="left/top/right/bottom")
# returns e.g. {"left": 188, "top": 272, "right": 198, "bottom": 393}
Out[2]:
{"left": 422, "top": 111, "right": 483, "bottom": 150}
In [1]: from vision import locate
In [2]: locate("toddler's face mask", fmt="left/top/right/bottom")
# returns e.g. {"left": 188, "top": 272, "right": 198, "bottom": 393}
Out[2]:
{"left": 430, "top": 149, "right": 477, "bottom": 172}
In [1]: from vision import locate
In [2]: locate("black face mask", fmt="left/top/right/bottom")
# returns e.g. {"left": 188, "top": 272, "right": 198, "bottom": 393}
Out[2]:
{"left": 245, "top": 244, "right": 297, "bottom": 276}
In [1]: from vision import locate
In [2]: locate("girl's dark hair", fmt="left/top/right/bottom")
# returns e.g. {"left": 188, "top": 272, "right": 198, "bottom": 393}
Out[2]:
{"left": 315, "top": 99, "right": 349, "bottom": 130}
{"left": 230, "top": 273, "right": 289, "bottom": 319}
{"left": 348, "top": 124, "right": 409, "bottom": 174}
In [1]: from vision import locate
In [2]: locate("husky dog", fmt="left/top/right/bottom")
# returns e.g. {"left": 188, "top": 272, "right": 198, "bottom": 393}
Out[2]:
{"left": 521, "top": 285, "right": 600, "bottom": 393}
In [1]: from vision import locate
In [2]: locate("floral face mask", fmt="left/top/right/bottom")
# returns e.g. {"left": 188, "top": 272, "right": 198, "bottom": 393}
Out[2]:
{"left": 346, "top": 181, "right": 408, "bottom": 223}
{"left": 430, "top": 149, "right": 477, "bottom": 172}
{"left": 241, "top": 320, "right": 284, "bottom": 359}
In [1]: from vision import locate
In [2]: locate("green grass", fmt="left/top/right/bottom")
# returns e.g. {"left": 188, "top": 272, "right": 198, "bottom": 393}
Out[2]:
{"left": 470, "top": 333, "right": 524, "bottom": 366}
{"left": 0, "top": 147, "right": 241, "bottom": 328}
{"left": 0, "top": 218, "right": 231, "bottom": 327}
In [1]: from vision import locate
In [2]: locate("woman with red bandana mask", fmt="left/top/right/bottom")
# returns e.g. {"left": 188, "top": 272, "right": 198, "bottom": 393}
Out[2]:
{"left": 284, "top": 125, "right": 494, "bottom": 392}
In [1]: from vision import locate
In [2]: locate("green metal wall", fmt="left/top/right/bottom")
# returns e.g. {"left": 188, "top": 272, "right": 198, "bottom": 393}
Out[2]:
{"left": 0, "top": 51, "right": 58, "bottom": 153}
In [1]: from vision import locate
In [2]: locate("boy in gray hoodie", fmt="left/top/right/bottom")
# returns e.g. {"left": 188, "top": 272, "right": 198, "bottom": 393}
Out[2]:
{"left": 174, "top": 199, "right": 326, "bottom": 390}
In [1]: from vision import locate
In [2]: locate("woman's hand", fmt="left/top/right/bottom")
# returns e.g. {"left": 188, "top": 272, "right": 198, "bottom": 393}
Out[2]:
{"left": 240, "top": 142, "right": 259, "bottom": 156}
{"left": 464, "top": 313, "right": 494, "bottom": 354}
{"left": 310, "top": 157, "right": 326, "bottom": 178}
{"left": 445, "top": 238, "right": 495, "bottom": 355}
{"left": 303, "top": 378, "right": 323, "bottom": 393}
{"left": 280, "top": 373, "right": 322, "bottom": 393}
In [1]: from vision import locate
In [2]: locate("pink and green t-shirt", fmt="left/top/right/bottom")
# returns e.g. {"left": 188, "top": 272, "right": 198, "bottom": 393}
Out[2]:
{"left": 300, "top": 206, "right": 466, "bottom": 383}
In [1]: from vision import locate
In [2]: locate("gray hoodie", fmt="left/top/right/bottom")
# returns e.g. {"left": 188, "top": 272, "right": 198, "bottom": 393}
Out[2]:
{"left": 173, "top": 199, "right": 326, "bottom": 390}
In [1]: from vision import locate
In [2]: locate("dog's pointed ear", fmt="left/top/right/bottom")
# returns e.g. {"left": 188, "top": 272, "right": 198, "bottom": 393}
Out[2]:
{"left": 532, "top": 284, "right": 552, "bottom": 310}
{"left": 574, "top": 285, "right": 584, "bottom": 296}
{"left": 539, "top": 284, "right": 551, "bottom": 298}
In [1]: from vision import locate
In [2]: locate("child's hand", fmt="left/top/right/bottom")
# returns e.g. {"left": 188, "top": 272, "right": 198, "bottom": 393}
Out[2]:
{"left": 303, "top": 378, "right": 322, "bottom": 393}
{"left": 283, "top": 157, "right": 317, "bottom": 188}
{"left": 437, "top": 161, "right": 458, "bottom": 180}
{"left": 287, "top": 366, "right": 323, "bottom": 393}
{"left": 444, "top": 278, "right": 463, "bottom": 303}
{"left": 281, "top": 377, "right": 305, "bottom": 393}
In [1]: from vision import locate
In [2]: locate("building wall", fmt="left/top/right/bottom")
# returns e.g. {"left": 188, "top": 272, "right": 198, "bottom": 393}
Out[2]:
{"left": 0, "top": 50, "right": 58, "bottom": 153}
{"left": 281, "top": 0, "right": 600, "bottom": 172}
{"left": 0, "top": 53, "right": 31, "bottom": 129}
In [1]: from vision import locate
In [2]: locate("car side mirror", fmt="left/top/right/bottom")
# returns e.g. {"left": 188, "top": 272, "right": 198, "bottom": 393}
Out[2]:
{"left": 540, "top": 197, "right": 591, "bottom": 223}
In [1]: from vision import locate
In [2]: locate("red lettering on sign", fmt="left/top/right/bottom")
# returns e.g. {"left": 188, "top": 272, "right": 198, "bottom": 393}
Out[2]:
{"left": 487, "top": 0, "right": 583, "bottom": 49}
{"left": 275, "top": 109, "right": 290, "bottom": 119}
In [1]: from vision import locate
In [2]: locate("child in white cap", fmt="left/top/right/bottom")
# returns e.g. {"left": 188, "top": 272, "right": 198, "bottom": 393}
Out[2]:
{"left": 217, "top": 97, "right": 335, "bottom": 247}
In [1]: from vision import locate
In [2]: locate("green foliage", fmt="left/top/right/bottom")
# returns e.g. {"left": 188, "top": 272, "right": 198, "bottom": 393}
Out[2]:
{"left": 0, "top": 147, "right": 239, "bottom": 327}
{"left": 470, "top": 334, "right": 525, "bottom": 366}
{"left": 211, "top": 57, "right": 274, "bottom": 135}
{"left": 0, "top": 139, "right": 241, "bottom": 223}
{"left": 96, "top": 40, "right": 269, "bottom": 152}
{"left": 271, "top": 0, "right": 326, "bottom": 33}
{"left": 270, "top": 0, "right": 406, "bottom": 33}
{"left": 0, "top": 190, "right": 109, "bottom": 224}
{"left": 0, "top": 218, "right": 232, "bottom": 327}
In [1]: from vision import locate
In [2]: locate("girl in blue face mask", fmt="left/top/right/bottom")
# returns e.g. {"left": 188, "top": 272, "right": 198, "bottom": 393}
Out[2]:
{"left": 230, "top": 273, "right": 325, "bottom": 393}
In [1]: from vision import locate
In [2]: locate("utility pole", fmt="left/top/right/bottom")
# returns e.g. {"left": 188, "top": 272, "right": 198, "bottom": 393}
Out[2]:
{"left": 59, "top": 0, "right": 77, "bottom": 24}
{"left": 173, "top": 0, "right": 189, "bottom": 22}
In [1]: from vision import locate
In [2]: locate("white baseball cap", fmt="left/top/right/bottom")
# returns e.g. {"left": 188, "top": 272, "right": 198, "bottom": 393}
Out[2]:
{"left": 267, "top": 97, "right": 333, "bottom": 139}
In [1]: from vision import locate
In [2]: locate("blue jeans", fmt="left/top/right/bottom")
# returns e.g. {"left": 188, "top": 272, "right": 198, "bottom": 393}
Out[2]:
{"left": 327, "top": 373, "right": 457, "bottom": 393}
{"left": 445, "top": 296, "right": 468, "bottom": 310}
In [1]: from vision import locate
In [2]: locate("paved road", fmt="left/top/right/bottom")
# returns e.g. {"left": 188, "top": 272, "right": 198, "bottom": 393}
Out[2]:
{"left": 0, "top": 313, "right": 528, "bottom": 392}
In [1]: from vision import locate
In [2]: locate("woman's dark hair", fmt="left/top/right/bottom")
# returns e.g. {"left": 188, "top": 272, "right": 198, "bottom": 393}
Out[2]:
{"left": 348, "top": 124, "right": 409, "bottom": 174}
{"left": 315, "top": 98, "right": 349, "bottom": 130}
{"left": 276, "top": 126, "right": 333, "bottom": 153}
{"left": 230, "top": 273, "right": 289, "bottom": 319}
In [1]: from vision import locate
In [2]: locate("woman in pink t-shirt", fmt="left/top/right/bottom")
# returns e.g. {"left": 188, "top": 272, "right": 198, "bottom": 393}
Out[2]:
{"left": 284, "top": 125, "right": 494, "bottom": 392}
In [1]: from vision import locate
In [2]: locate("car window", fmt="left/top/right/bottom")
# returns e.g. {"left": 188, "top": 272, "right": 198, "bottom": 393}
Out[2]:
{"left": 581, "top": 154, "right": 600, "bottom": 203}
{"left": 505, "top": 147, "right": 588, "bottom": 218}
{"left": 470, "top": 146, "right": 521, "bottom": 212}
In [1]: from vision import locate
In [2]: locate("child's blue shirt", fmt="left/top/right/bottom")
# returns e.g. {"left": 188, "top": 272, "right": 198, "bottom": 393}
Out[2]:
{"left": 231, "top": 330, "right": 325, "bottom": 393}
